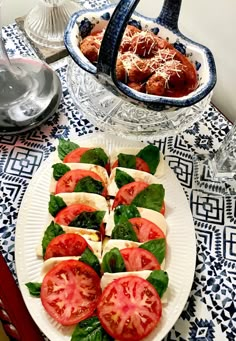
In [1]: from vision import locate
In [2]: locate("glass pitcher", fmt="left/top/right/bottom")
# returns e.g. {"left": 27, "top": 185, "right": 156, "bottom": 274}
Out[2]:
{"left": 0, "top": 0, "right": 62, "bottom": 135}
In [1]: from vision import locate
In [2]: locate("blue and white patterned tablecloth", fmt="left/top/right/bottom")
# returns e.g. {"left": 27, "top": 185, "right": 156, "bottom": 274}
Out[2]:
{"left": 0, "top": 4, "right": 236, "bottom": 341}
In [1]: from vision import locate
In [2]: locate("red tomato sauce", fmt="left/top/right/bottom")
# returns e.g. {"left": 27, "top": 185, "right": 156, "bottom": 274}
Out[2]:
{"left": 80, "top": 25, "right": 198, "bottom": 98}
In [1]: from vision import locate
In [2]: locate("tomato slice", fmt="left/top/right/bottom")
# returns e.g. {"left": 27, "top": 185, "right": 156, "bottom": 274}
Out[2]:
{"left": 63, "top": 147, "right": 91, "bottom": 163}
{"left": 54, "top": 203, "right": 95, "bottom": 226}
{"left": 104, "top": 162, "right": 110, "bottom": 175}
{"left": 129, "top": 217, "right": 165, "bottom": 242}
{"left": 111, "top": 160, "right": 119, "bottom": 169}
{"left": 97, "top": 276, "right": 162, "bottom": 341}
{"left": 112, "top": 157, "right": 150, "bottom": 173}
{"left": 41, "top": 260, "right": 101, "bottom": 326}
{"left": 120, "top": 247, "right": 161, "bottom": 271}
{"left": 112, "top": 181, "right": 149, "bottom": 209}
{"left": 55, "top": 169, "right": 107, "bottom": 196}
{"left": 44, "top": 233, "right": 88, "bottom": 260}
{"left": 135, "top": 157, "right": 150, "bottom": 173}
{"left": 160, "top": 201, "right": 165, "bottom": 216}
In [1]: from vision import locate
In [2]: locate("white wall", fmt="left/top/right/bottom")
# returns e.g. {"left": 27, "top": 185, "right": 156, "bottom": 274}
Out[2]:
{"left": 1, "top": 0, "right": 35, "bottom": 26}
{"left": 2, "top": 0, "right": 236, "bottom": 122}
{"left": 136, "top": 0, "right": 236, "bottom": 122}
{"left": 181, "top": 1, "right": 235, "bottom": 123}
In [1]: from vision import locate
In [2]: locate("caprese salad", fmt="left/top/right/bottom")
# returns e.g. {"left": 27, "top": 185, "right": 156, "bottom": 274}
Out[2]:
{"left": 26, "top": 138, "right": 169, "bottom": 341}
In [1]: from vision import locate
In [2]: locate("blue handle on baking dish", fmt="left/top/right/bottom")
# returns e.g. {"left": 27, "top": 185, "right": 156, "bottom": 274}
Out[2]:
{"left": 157, "top": 0, "right": 182, "bottom": 31}
{"left": 97, "top": 0, "right": 182, "bottom": 77}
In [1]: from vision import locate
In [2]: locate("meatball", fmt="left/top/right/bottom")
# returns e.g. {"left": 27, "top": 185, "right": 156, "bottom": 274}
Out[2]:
{"left": 165, "top": 60, "right": 188, "bottom": 89}
{"left": 147, "top": 56, "right": 161, "bottom": 73}
{"left": 119, "top": 25, "right": 141, "bottom": 53}
{"left": 80, "top": 35, "right": 101, "bottom": 63}
{"left": 128, "top": 82, "right": 146, "bottom": 93}
{"left": 128, "top": 58, "right": 152, "bottom": 82}
{"left": 146, "top": 74, "right": 166, "bottom": 96}
{"left": 130, "top": 31, "right": 159, "bottom": 57}
{"left": 154, "top": 35, "right": 172, "bottom": 50}
{"left": 119, "top": 36, "right": 132, "bottom": 53}
{"left": 158, "top": 48, "right": 176, "bottom": 61}
{"left": 173, "top": 50, "right": 198, "bottom": 90}
{"left": 146, "top": 49, "right": 177, "bottom": 75}
{"left": 125, "top": 25, "right": 141, "bottom": 37}
{"left": 120, "top": 52, "right": 152, "bottom": 83}
{"left": 116, "top": 58, "right": 127, "bottom": 82}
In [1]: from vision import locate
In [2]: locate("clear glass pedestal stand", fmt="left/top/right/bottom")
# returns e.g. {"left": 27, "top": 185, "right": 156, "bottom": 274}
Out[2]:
{"left": 24, "top": 0, "right": 80, "bottom": 48}
{"left": 193, "top": 120, "right": 236, "bottom": 195}
{"left": 67, "top": 59, "right": 212, "bottom": 141}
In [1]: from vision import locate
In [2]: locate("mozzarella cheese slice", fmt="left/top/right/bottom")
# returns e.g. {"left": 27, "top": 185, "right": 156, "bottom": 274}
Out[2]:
{"left": 62, "top": 226, "right": 100, "bottom": 241}
{"left": 50, "top": 163, "right": 109, "bottom": 194}
{"left": 108, "top": 167, "right": 160, "bottom": 197}
{"left": 53, "top": 192, "right": 109, "bottom": 223}
{"left": 102, "top": 238, "right": 140, "bottom": 255}
{"left": 101, "top": 270, "right": 152, "bottom": 290}
{"left": 40, "top": 256, "right": 80, "bottom": 279}
{"left": 110, "top": 147, "right": 165, "bottom": 177}
{"left": 105, "top": 207, "right": 167, "bottom": 237}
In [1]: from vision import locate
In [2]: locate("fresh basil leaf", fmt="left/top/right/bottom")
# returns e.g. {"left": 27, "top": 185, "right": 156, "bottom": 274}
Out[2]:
{"left": 48, "top": 194, "right": 67, "bottom": 217}
{"left": 147, "top": 270, "right": 169, "bottom": 298}
{"left": 136, "top": 144, "right": 160, "bottom": 175}
{"left": 74, "top": 176, "right": 104, "bottom": 195}
{"left": 80, "top": 148, "right": 108, "bottom": 167}
{"left": 132, "top": 184, "right": 165, "bottom": 212}
{"left": 25, "top": 282, "right": 41, "bottom": 297}
{"left": 117, "top": 153, "right": 136, "bottom": 169}
{"left": 58, "top": 139, "right": 79, "bottom": 161}
{"left": 69, "top": 211, "right": 105, "bottom": 230}
{"left": 139, "top": 238, "right": 166, "bottom": 264}
{"left": 42, "top": 221, "right": 64, "bottom": 256}
{"left": 71, "top": 316, "right": 113, "bottom": 341}
{"left": 52, "top": 163, "right": 71, "bottom": 181}
{"left": 102, "top": 247, "right": 126, "bottom": 273}
{"left": 115, "top": 169, "right": 135, "bottom": 189}
{"left": 114, "top": 204, "right": 141, "bottom": 225}
{"left": 80, "top": 247, "right": 101, "bottom": 276}
{"left": 111, "top": 219, "right": 138, "bottom": 241}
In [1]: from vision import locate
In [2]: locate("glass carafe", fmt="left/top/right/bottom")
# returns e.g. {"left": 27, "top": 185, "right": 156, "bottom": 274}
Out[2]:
{"left": 193, "top": 120, "right": 236, "bottom": 195}
{"left": 0, "top": 0, "right": 62, "bottom": 135}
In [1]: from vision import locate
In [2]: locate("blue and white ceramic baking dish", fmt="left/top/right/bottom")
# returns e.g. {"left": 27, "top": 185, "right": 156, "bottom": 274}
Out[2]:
{"left": 64, "top": 0, "right": 217, "bottom": 111}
